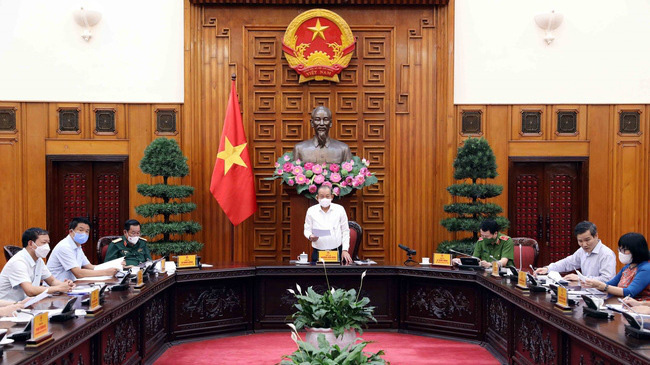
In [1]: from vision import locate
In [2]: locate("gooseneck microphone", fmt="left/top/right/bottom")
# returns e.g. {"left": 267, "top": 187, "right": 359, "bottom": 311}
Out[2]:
{"left": 398, "top": 244, "right": 416, "bottom": 255}
{"left": 397, "top": 244, "right": 417, "bottom": 266}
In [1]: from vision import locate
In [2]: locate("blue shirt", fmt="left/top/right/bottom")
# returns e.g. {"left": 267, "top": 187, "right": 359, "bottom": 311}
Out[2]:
{"left": 606, "top": 261, "right": 650, "bottom": 298}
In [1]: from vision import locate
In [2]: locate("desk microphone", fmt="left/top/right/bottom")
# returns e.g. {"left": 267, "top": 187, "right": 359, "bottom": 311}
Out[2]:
{"left": 398, "top": 244, "right": 416, "bottom": 255}
{"left": 518, "top": 242, "right": 522, "bottom": 271}
{"left": 397, "top": 244, "right": 417, "bottom": 266}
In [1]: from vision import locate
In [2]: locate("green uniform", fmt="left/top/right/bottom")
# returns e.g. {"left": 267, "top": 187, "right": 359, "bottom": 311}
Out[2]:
{"left": 104, "top": 236, "right": 152, "bottom": 266}
{"left": 472, "top": 233, "right": 514, "bottom": 267}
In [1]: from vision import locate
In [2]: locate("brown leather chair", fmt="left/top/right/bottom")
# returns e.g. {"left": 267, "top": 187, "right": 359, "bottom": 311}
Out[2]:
{"left": 97, "top": 236, "right": 121, "bottom": 263}
{"left": 3, "top": 245, "right": 22, "bottom": 262}
{"left": 348, "top": 221, "right": 362, "bottom": 260}
{"left": 512, "top": 237, "right": 540, "bottom": 273}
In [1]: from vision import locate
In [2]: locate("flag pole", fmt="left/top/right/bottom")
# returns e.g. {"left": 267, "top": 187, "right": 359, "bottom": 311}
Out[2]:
{"left": 230, "top": 73, "right": 236, "bottom": 263}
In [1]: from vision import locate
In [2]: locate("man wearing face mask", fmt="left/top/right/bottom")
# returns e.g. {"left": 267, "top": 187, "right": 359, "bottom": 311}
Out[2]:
{"left": 534, "top": 221, "right": 616, "bottom": 282}
{"left": 104, "top": 219, "right": 151, "bottom": 266}
{"left": 47, "top": 217, "right": 119, "bottom": 281}
{"left": 304, "top": 185, "right": 352, "bottom": 265}
{"left": 0, "top": 227, "right": 75, "bottom": 302}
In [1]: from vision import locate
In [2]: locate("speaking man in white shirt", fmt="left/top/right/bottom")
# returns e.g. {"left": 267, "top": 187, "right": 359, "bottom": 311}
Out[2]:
{"left": 0, "top": 227, "right": 75, "bottom": 302}
{"left": 304, "top": 185, "right": 352, "bottom": 265}
{"left": 47, "top": 217, "right": 119, "bottom": 282}
{"left": 534, "top": 221, "right": 616, "bottom": 282}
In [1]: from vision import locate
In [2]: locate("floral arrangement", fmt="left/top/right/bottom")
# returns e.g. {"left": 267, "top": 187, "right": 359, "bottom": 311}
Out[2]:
{"left": 269, "top": 152, "right": 378, "bottom": 199}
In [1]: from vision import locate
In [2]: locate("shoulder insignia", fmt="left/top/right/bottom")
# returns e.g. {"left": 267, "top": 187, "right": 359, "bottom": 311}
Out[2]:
{"left": 478, "top": 237, "right": 484, "bottom": 241}
{"left": 112, "top": 238, "right": 122, "bottom": 243}
{"left": 499, "top": 235, "right": 510, "bottom": 241}
{"left": 140, "top": 237, "right": 147, "bottom": 241}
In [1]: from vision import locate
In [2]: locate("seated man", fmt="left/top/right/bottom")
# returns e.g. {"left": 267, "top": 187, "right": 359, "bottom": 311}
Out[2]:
{"left": 47, "top": 217, "right": 119, "bottom": 281}
{"left": 104, "top": 219, "right": 151, "bottom": 266}
{"left": 304, "top": 185, "right": 352, "bottom": 265}
{"left": 535, "top": 221, "right": 615, "bottom": 282}
{"left": 0, "top": 228, "right": 75, "bottom": 302}
{"left": 472, "top": 219, "right": 514, "bottom": 269}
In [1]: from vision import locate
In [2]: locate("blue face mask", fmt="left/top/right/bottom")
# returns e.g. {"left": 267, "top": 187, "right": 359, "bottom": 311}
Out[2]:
{"left": 73, "top": 232, "right": 89, "bottom": 244}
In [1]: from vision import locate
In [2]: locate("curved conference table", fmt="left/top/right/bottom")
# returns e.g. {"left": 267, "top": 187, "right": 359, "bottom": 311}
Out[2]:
{"left": 2, "top": 263, "right": 650, "bottom": 365}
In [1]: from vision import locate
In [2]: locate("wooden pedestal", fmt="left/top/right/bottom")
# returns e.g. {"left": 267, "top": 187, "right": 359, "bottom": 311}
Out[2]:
{"left": 286, "top": 186, "right": 355, "bottom": 261}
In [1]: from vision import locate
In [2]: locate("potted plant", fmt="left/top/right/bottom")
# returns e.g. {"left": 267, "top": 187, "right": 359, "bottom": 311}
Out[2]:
{"left": 279, "top": 324, "right": 388, "bottom": 365}
{"left": 287, "top": 263, "right": 376, "bottom": 348}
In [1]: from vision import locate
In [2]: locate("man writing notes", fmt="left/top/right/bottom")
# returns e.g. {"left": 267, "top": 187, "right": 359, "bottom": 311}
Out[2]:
{"left": 304, "top": 185, "right": 352, "bottom": 265}
{"left": 472, "top": 219, "right": 514, "bottom": 269}
{"left": 47, "top": 217, "right": 119, "bottom": 281}
{"left": 0, "top": 228, "right": 74, "bottom": 302}
{"left": 534, "top": 221, "right": 615, "bottom": 282}
{"left": 104, "top": 219, "right": 151, "bottom": 266}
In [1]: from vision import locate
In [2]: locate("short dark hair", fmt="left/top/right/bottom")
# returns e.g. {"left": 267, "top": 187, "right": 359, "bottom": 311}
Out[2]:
{"left": 124, "top": 219, "right": 141, "bottom": 231}
{"left": 22, "top": 227, "right": 49, "bottom": 248}
{"left": 618, "top": 233, "right": 649, "bottom": 264}
{"left": 479, "top": 219, "right": 499, "bottom": 234}
{"left": 574, "top": 221, "right": 597, "bottom": 237}
{"left": 69, "top": 217, "right": 91, "bottom": 230}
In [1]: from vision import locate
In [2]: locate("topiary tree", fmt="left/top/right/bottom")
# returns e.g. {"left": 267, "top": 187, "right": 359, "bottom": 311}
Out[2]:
{"left": 136, "top": 138, "right": 203, "bottom": 257}
{"left": 437, "top": 137, "right": 509, "bottom": 255}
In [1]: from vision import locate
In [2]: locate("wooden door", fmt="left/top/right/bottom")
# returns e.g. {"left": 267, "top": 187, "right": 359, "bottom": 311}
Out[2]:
{"left": 508, "top": 160, "right": 588, "bottom": 267}
{"left": 47, "top": 157, "right": 128, "bottom": 264}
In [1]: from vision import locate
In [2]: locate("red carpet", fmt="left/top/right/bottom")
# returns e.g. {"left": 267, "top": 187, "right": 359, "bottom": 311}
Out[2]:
{"left": 154, "top": 332, "right": 500, "bottom": 364}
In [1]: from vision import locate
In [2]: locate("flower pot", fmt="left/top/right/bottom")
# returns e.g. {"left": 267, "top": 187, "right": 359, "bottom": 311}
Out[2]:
{"left": 305, "top": 328, "right": 357, "bottom": 349}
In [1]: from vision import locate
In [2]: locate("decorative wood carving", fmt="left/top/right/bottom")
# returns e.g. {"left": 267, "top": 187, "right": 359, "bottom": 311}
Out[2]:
{"left": 96, "top": 173, "right": 121, "bottom": 238}
{"left": 521, "top": 111, "right": 542, "bottom": 135}
{"left": 144, "top": 296, "right": 165, "bottom": 336}
{"left": 63, "top": 173, "right": 88, "bottom": 225}
{"left": 155, "top": 109, "right": 178, "bottom": 135}
{"left": 461, "top": 110, "right": 482, "bottom": 136}
{"left": 181, "top": 287, "right": 242, "bottom": 320}
{"left": 58, "top": 108, "right": 81, "bottom": 134}
{"left": 514, "top": 174, "right": 539, "bottom": 239}
{"left": 618, "top": 110, "right": 641, "bottom": 135}
{"left": 556, "top": 110, "right": 578, "bottom": 135}
{"left": 488, "top": 296, "right": 508, "bottom": 337}
{"left": 409, "top": 287, "right": 471, "bottom": 318}
{"left": 94, "top": 109, "right": 116, "bottom": 135}
{"left": 103, "top": 318, "right": 137, "bottom": 365}
{"left": 0, "top": 108, "right": 17, "bottom": 132}
{"left": 549, "top": 174, "right": 573, "bottom": 262}
{"left": 517, "top": 316, "right": 556, "bottom": 364}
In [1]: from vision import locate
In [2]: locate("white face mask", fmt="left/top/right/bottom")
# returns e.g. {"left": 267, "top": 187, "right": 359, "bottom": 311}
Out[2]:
{"left": 34, "top": 242, "right": 51, "bottom": 258}
{"left": 319, "top": 198, "right": 332, "bottom": 208}
{"left": 127, "top": 236, "right": 139, "bottom": 244}
{"left": 619, "top": 251, "right": 633, "bottom": 265}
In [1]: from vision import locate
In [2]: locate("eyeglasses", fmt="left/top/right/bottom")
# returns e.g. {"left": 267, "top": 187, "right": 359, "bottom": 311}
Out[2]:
{"left": 618, "top": 247, "right": 630, "bottom": 253}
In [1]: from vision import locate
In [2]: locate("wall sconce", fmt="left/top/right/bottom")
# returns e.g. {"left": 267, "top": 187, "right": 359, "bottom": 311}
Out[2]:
{"left": 534, "top": 10, "right": 563, "bottom": 45}
{"left": 73, "top": 6, "right": 102, "bottom": 41}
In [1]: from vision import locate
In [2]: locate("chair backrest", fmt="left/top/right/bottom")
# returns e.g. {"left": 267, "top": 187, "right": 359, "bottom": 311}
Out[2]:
{"left": 97, "top": 236, "right": 121, "bottom": 263}
{"left": 512, "top": 237, "right": 540, "bottom": 273}
{"left": 3, "top": 245, "right": 22, "bottom": 262}
{"left": 348, "top": 221, "right": 362, "bottom": 260}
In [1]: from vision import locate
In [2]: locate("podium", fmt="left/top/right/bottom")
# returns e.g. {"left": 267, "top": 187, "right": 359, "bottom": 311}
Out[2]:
{"left": 286, "top": 186, "right": 355, "bottom": 261}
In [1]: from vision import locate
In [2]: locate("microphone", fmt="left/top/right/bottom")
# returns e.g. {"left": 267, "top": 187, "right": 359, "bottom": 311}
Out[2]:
{"left": 518, "top": 243, "right": 522, "bottom": 271}
{"left": 448, "top": 249, "right": 478, "bottom": 259}
{"left": 620, "top": 299, "right": 647, "bottom": 331}
{"left": 398, "top": 244, "right": 416, "bottom": 255}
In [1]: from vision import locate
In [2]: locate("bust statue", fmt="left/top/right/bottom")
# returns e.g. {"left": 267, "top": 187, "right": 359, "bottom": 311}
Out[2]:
{"left": 292, "top": 106, "right": 353, "bottom": 165}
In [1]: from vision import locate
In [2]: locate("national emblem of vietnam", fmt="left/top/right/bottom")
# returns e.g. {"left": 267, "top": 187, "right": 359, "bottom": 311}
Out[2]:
{"left": 282, "top": 9, "right": 356, "bottom": 83}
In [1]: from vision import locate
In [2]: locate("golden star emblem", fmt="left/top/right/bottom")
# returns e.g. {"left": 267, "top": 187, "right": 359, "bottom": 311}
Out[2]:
{"left": 307, "top": 19, "right": 329, "bottom": 41}
{"left": 217, "top": 137, "right": 248, "bottom": 175}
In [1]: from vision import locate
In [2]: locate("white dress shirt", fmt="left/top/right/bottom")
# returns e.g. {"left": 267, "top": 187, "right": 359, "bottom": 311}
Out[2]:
{"left": 0, "top": 248, "right": 52, "bottom": 302}
{"left": 47, "top": 235, "right": 91, "bottom": 282}
{"left": 548, "top": 240, "right": 616, "bottom": 282}
{"left": 304, "top": 203, "right": 350, "bottom": 251}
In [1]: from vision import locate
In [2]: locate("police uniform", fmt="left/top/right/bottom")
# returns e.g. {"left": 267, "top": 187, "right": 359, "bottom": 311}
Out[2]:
{"left": 104, "top": 236, "right": 152, "bottom": 266}
{"left": 472, "top": 233, "right": 514, "bottom": 267}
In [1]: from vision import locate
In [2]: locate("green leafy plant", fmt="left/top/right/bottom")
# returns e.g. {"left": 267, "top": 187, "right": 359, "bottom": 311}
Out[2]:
{"left": 136, "top": 138, "right": 204, "bottom": 257}
{"left": 288, "top": 264, "right": 376, "bottom": 337}
{"left": 279, "top": 324, "right": 388, "bottom": 365}
{"left": 438, "top": 137, "right": 509, "bottom": 255}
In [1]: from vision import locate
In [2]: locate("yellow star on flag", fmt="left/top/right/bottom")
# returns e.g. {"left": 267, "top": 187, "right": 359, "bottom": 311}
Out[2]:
{"left": 307, "top": 19, "right": 329, "bottom": 41}
{"left": 217, "top": 137, "right": 248, "bottom": 175}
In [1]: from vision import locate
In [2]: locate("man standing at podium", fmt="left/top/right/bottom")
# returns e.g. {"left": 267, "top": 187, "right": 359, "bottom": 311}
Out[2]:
{"left": 304, "top": 185, "right": 352, "bottom": 265}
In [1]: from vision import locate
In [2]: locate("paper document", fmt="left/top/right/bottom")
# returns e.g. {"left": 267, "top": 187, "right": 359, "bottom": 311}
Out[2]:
{"left": 575, "top": 269, "right": 587, "bottom": 282}
{"left": 354, "top": 259, "right": 377, "bottom": 265}
{"left": 75, "top": 276, "right": 114, "bottom": 282}
{"left": 0, "top": 312, "right": 32, "bottom": 323}
{"left": 312, "top": 228, "right": 331, "bottom": 237}
{"left": 23, "top": 290, "right": 49, "bottom": 308}
{"left": 94, "top": 257, "right": 124, "bottom": 271}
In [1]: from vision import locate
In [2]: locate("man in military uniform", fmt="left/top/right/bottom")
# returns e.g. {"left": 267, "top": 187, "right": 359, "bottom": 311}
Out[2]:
{"left": 104, "top": 219, "right": 151, "bottom": 266}
{"left": 472, "top": 219, "right": 514, "bottom": 269}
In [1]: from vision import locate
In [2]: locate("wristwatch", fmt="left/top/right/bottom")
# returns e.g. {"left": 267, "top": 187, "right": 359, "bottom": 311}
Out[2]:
{"left": 603, "top": 284, "right": 609, "bottom": 292}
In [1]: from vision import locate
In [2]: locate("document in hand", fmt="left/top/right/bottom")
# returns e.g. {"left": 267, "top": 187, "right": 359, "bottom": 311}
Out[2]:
{"left": 23, "top": 290, "right": 49, "bottom": 308}
{"left": 312, "top": 228, "right": 331, "bottom": 237}
{"left": 94, "top": 257, "right": 124, "bottom": 271}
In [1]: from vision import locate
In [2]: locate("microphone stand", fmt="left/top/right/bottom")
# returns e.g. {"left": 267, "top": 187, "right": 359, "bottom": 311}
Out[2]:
{"left": 404, "top": 253, "right": 417, "bottom": 266}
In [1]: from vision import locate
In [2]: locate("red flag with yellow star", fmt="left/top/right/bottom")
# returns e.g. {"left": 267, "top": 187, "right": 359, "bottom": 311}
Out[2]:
{"left": 210, "top": 78, "right": 257, "bottom": 225}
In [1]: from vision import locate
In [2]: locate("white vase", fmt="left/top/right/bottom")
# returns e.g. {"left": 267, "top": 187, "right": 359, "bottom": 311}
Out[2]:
{"left": 305, "top": 327, "right": 357, "bottom": 349}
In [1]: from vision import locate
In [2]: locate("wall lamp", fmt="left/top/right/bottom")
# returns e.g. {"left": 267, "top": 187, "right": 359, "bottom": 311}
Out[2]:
{"left": 534, "top": 10, "right": 563, "bottom": 45}
{"left": 73, "top": 6, "right": 102, "bottom": 42}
